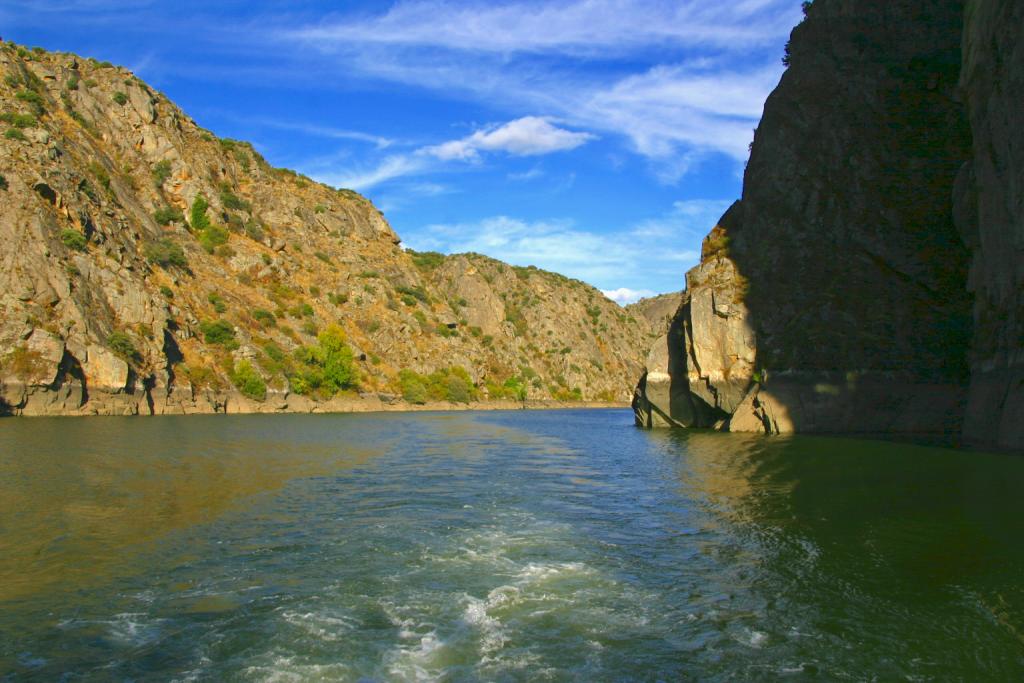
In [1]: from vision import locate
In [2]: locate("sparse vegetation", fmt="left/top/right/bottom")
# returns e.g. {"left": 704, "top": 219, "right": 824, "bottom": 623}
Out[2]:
{"left": 219, "top": 182, "right": 251, "bottom": 211}
{"left": 4, "top": 127, "right": 26, "bottom": 141}
{"left": 60, "top": 229, "right": 87, "bottom": 251}
{"left": 208, "top": 292, "right": 227, "bottom": 313}
{"left": 153, "top": 205, "right": 184, "bottom": 225}
{"left": 107, "top": 331, "right": 140, "bottom": 362}
{"left": 15, "top": 90, "right": 45, "bottom": 116}
{"left": 152, "top": 160, "right": 172, "bottom": 187}
{"left": 112, "top": 91, "right": 128, "bottom": 105}
{"left": 200, "top": 319, "right": 238, "bottom": 348}
{"left": 144, "top": 238, "right": 187, "bottom": 268}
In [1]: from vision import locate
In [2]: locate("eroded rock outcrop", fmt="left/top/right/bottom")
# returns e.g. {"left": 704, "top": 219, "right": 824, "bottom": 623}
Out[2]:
{"left": 635, "top": 0, "right": 995, "bottom": 441}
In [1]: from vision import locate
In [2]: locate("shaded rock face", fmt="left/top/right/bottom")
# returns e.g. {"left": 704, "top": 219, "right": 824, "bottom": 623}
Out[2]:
{"left": 958, "top": 0, "right": 1024, "bottom": 450}
{"left": 635, "top": 0, "right": 989, "bottom": 440}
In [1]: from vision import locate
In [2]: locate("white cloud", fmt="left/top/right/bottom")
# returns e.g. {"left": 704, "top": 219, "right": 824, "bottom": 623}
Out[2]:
{"left": 313, "top": 117, "right": 593, "bottom": 190}
{"left": 315, "top": 154, "right": 428, "bottom": 191}
{"left": 602, "top": 288, "right": 656, "bottom": 305}
{"left": 424, "top": 117, "right": 594, "bottom": 160}
{"left": 402, "top": 199, "right": 727, "bottom": 293}
{"left": 276, "top": 0, "right": 798, "bottom": 179}
{"left": 288, "top": 0, "right": 798, "bottom": 56}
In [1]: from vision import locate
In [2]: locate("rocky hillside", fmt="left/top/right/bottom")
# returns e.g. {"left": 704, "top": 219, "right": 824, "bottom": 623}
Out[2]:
{"left": 624, "top": 292, "right": 681, "bottom": 337}
{"left": 633, "top": 0, "right": 1023, "bottom": 451}
{"left": 0, "top": 43, "right": 650, "bottom": 415}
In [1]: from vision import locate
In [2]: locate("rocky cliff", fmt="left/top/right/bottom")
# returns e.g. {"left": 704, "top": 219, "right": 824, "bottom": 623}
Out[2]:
{"left": 0, "top": 43, "right": 650, "bottom": 416}
{"left": 634, "top": 0, "right": 1024, "bottom": 451}
{"left": 958, "top": 0, "right": 1024, "bottom": 449}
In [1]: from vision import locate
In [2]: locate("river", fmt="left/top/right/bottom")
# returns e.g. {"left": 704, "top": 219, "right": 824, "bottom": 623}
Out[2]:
{"left": 1, "top": 409, "right": 1022, "bottom": 680}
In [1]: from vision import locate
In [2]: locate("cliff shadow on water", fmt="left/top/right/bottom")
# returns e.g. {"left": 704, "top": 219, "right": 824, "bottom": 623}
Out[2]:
{"left": 633, "top": 0, "right": 1014, "bottom": 446}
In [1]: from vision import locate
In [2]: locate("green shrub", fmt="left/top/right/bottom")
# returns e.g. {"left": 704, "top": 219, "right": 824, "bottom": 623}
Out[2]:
{"left": 189, "top": 195, "right": 211, "bottom": 231}
{"left": 244, "top": 220, "right": 264, "bottom": 242}
{"left": 67, "top": 73, "right": 80, "bottom": 91}
{"left": 200, "top": 319, "right": 237, "bottom": 348}
{"left": 4, "top": 127, "right": 26, "bottom": 141}
{"left": 15, "top": 89, "right": 44, "bottom": 115}
{"left": 399, "top": 369, "right": 428, "bottom": 404}
{"left": 160, "top": 285, "right": 174, "bottom": 298}
{"left": 0, "top": 173, "right": 7, "bottom": 191}
{"left": 152, "top": 160, "right": 172, "bottom": 187}
{"left": 397, "top": 367, "right": 476, "bottom": 404}
{"left": 314, "top": 250, "right": 331, "bottom": 264}
{"left": 88, "top": 161, "right": 110, "bottom": 191}
{"left": 112, "top": 91, "right": 128, "bottom": 105}
{"left": 219, "top": 183, "right": 251, "bottom": 211}
{"left": 409, "top": 250, "right": 445, "bottom": 270}
{"left": 3, "top": 75, "right": 19, "bottom": 88}
{"left": 144, "top": 238, "right": 187, "bottom": 268}
{"left": 230, "top": 360, "right": 266, "bottom": 401}
{"left": 198, "top": 224, "right": 229, "bottom": 253}
{"left": 290, "top": 325, "right": 357, "bottom": 397}
{"left": 153, "top": 205, "right": 184, "bottom": 225}
{"left": 84, "top": 78, "right": 97, "bottom": 88}
{"left": 208, "top": 292, "right": 227, "bottom": 313}
{"left": 253, "top": 309, "right": 276, "bottom": 328}
{"left": 314, "top": 204, "right": 327, "bottom": 213}
{"left": 395, "top": 284, "right": 429, "bottom": 304}
{"left": 1, "top": 112, "right": 36, "bottom": 128}
{"left": 60, "top": 229, "right": 87, "bottom": 251}
{"left": 107, "top": 331, "right": 139, "bottom": 362}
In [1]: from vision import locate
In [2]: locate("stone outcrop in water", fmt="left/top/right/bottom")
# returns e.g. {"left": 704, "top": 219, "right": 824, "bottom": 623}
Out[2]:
{"left": 634, "top": 0, "right": 1024, "bottom": 450}
{"left": 0, "top": 43, "right": 651, "bottom": 416}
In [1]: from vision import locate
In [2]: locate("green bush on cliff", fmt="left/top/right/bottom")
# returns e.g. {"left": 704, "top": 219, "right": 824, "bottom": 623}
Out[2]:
{"left": 107, "top": 331, "right": 140, "bottom": 362}
{"left": 4, "top": 127, "right": 26, "bottom": 141}
{"left": 15, "top": 89, "right": 45, "bottom": 115}
{"left": 229, "top": 360, "right": 266, "bottom": 401}
{"left": 144, "top": 238, "right": 187, "bottom": 268}
{"left": 289, "top": 325, "right": 357, "bottom": 397}
{"left": 60, "top": 229, "right": 87, "bottom": 251}
{"left": 153, "top": 205, "right": 184, "bottom": 225}
{"left": 198, "top": 224, "right": 229, "bottom": 253}
{"left": 112, "top": 91, "right": 128, "bottom": 105}
{"left": 200, "top": 319, "right": 238, "bottom": 349}
{"left": 190, "top": 195, "right": 211, "bottom": 231}
{"left": 152, "top": 160, "right": 172, "bottom": 187}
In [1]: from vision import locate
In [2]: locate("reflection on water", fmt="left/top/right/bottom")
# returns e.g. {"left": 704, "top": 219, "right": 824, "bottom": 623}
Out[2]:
{"left": 1, "top": 409, "right": 1023, "bottom": 680}
{"left": 0, "top": 415, "right": 389, "bottom": 602}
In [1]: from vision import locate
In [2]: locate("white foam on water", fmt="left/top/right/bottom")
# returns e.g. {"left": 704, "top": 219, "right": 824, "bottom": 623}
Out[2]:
{"left": 242, "top": 655, "right": 351, "bottom": 682}
{"left": 280, "top": 609, "right": 356, "bottom": 642}
{"left": 739, "top": 629, "right": 768, "bottom": 648}
{"left": 383, "top": 632, "right": 446, "bottom": 682}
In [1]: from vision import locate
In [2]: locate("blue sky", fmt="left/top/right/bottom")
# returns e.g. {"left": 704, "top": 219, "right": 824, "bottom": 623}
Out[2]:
{"left": 1, "top": 0, "right": 802, "bottom": 303}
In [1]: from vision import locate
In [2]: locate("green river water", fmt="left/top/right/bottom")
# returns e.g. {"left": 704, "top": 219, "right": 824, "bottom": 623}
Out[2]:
{"left": 0, "top": 409, "right": 1022, "bottom": 680}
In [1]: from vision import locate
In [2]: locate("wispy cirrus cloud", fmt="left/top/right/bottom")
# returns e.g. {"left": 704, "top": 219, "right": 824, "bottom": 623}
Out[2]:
{"left": 277, "top": 0, "right": 798, "bottom": 180}
{"left": 288, "top": 0, "right": 797, "bottom": 56}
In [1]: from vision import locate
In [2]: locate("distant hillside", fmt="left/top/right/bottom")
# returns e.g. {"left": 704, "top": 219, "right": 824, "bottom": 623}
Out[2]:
{"left": 625, "top": 292, "right": 682, "bottom": 337}
{"left": 0, "top": 42, "right": 649, "bottom": 415}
